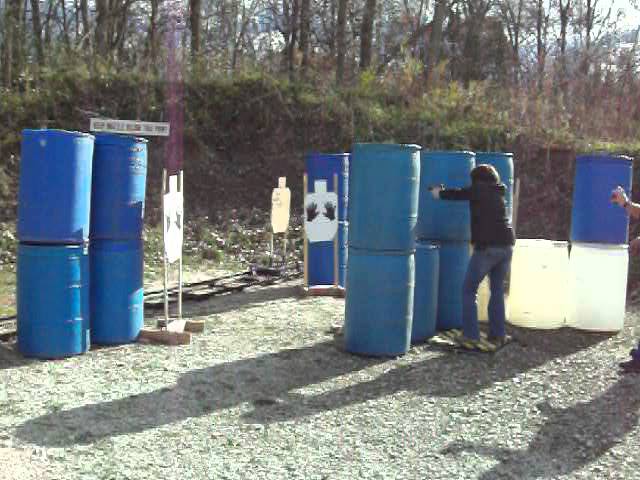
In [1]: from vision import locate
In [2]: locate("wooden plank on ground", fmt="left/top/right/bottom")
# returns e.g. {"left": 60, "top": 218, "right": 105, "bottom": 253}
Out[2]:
{"left": 138, "top": 329, "right": 191, "bottom": 346}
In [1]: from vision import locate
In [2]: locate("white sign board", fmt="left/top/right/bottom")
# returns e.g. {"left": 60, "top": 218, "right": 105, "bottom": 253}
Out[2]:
{"left": 90, "top": 118, "right": 170, "bottom": 137}
{"left": 271, "top": 177, "right": 291, "bottom": 234}
{"left": 164, "top": 175, "right": 183, "bottom": 264}
{"left": 304, "top": 180, "right": 338, "bottom": 243}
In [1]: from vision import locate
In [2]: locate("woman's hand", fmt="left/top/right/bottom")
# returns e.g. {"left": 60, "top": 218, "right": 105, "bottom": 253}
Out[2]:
{"left": 611, "top": 186, "right": 629, "bottom": 208}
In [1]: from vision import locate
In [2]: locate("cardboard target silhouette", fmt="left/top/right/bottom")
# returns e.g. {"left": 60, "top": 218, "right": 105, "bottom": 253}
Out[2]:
{"left": 304, "top": 180, "right": 338, "bottom": 243}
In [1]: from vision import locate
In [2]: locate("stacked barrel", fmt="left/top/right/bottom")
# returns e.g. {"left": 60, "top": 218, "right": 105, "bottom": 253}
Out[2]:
{"left": 344, "top": 144, "right": 420, "bottom": 356}
{"left": 567, "top": 154, "right": 633, "bottom": 332}
{"left": 17, "top": 130, "right": 94, "bottom": 358}
{"left": 305, "top": 153, "right": 349, "bottom": 288}
{"left": 90, "top": 134, "right": 148, "bottom": 345}
{"left": 417, "top": 151, "right": 475, "bottom": 333}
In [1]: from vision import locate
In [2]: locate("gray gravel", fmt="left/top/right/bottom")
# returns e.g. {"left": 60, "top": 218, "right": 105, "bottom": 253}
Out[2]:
{"left": 1, "top": 280, "right": 640, "bottom": 480}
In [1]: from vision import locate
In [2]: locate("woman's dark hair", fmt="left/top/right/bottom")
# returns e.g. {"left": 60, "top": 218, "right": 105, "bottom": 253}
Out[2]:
{"left": 471, "top": 164, "right": 501, "bottom": 184}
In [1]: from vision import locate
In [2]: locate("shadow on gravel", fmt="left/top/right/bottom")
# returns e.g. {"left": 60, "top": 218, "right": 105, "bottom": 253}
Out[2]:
{"left": 178, "top": 283, "right": 305, "bottom": 317}
{"left": 14, "top": 337, "right": 387, "bottom": 447}
{"left": 0, "top": 342, "right": 34, "bottom": 370}
{"left": 242, "top": 327, "right": 613, "bottom": 424}
{"left": 441, "top": 376, "right": 640, "bottom": 479}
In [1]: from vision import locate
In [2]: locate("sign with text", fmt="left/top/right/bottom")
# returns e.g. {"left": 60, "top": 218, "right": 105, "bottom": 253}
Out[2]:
{"left": 90, "top": 118, "right": 170, "bottom": 137}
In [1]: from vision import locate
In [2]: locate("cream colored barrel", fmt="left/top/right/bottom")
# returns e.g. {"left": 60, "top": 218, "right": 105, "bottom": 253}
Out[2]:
{"left": 507, "top": 239, "right": 569, "bottom": 329}
{"left": 567, "top": 242, "right": 628, "bottom": 332}
{"left": 477, "top": 278, "right": 510, "bottom": 323}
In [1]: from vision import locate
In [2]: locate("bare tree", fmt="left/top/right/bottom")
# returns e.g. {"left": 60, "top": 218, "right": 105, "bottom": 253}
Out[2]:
{"left": 299, "top": 0, "right": 310, "bottom": 76}
{"left": 359, "top": 0, "right": 376, "bottom": 69}
{"left": 499, "top": 0, "right": 524, "bottom": 83}
{"left": 189, "top": 0, "right": 202, "bottom": 58}
{"left": 30, "top": 0, "right": 44, "bottom": 65}
{"left": 336, "top": 0, "right": 348, "bottom": 84}
{"left": 425, "top": 0, "right": 447, "bottom": 85}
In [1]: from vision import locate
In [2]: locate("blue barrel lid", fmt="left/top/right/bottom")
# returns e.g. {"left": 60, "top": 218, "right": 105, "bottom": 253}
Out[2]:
{"left": 22, "top": 129, "right": 94, "bottom": 140}
{"left": 576, "top": 153, "right": 633, "bottom": 164}
{"left": 349, "top": 245, "right": 416, "bottom": 256}
{"left": 94, "top": 133, "right": 148, "bottom": 146}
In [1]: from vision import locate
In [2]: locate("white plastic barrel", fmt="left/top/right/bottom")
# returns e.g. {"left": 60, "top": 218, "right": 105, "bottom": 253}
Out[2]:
{"left": 567, "top": 242, "right": 628, "bottom": 332}
{"left": 477, "top": 278, "right": 510, "bottom": 323}
{"left": 508, "top": 239, "right": 569, "bottom": 329}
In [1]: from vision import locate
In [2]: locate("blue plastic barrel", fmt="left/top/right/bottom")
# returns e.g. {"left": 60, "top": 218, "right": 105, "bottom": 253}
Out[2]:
{"left": 17, "top": 129, "right": 94, "bottom": 244}
{"left": 91, "top": 134, "right": 148, "bottom": 240}
{"left": 475, "top": 152, "right": 514, "bottom": 222}
{"left": 437, "top": 241, "right": 471, "bottom": 330}
{"left": 411, "top": 241, "right": 439, "bottom": 343}
{"left": 90, "top": 239, "right": 144, "bottom": 344}
{"left": 344, "top": 248, "right": 415, "bottom": 356}
{"left": 308, "top": 222, "right": 348, "bottom": 287}
{"left": 349, "top": 143, "right": 420, "bottom": 251}
{"left": 571, "top": 154, "right": 633, "bottom": 244}
{"left": 305, "top": 153, "right": 349, "bottom": 221}
{"left": 17, "top": 244, "right": 90, "bottom": 358}
{"left": 417, "top": 151, "right": 475, "bottom": 241}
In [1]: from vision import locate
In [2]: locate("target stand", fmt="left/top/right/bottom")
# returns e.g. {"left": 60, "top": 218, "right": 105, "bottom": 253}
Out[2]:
{"left": 301, "top": 173, "right": 345, "bottom": 298}
{"left": 138, "top": 169, "right": 201, "bottom": 346}
{"left": 268, "top": 177, "right": 292, "bottom": 270}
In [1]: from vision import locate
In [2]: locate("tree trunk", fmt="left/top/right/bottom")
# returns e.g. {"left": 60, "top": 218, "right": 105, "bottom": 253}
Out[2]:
{"left": 30, "top": 0, "right": 44, "bottom": 65}
{"left": 95, "top": 0, "right": 108, "bottom": 55}
{"left": 147, "top": 0, "right": 160, "bottom": 69}
{"left": 425, "top": 0, "right": 446, "bottom": 85}
{"left": 299, "top": 0, "right": 311, "bottom": 77}
{"left": 558, "top": 0, "right": 570, "bottom": 89}
{"left": 60, "top": 0, "right": 71, "bottom": 51}
{"left": 535, "top": 0, "right": 549, "bottom": 91}
{"left": 335, "top": 0, "right": 347, "bottom": 84}
{"left": 288, "top": 0, "right": 299, "bottom": 80}
{"left": 359, "top": 0, "right": 376, "bottom": 69}
{"left": 44, "top": 0, "right": 55, "bottom": 47}
{"left": 80, "top": 0, "right": 90, "bottom": 48}
{"left": 189, "top": 0, "right": 202, "bottom": 59}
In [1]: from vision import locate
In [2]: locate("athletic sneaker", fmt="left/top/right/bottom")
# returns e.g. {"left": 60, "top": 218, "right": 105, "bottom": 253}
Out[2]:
{"left": 488, "top": 334, "right": 513, "bottom": 348}
{"left": 619, "top": 358, "right": 640, "bottom": 374}
{"left": 456, "top": 336, "right": 497, "bottom": 353}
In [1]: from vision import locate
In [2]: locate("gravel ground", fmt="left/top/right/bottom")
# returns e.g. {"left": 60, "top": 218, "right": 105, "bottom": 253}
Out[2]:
{"left": 1, "top": 279, "right": 640, "bottom": 480}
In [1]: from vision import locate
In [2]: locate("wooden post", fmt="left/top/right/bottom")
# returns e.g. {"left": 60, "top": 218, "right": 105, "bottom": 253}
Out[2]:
{"left": 303, "top": 174, "right": 308, "bottom": 288}
{"left": 177, "top": 170, "right": 184, "bottom": 320}
{"left": 333, "top": 173, "right": 339, "bottom": 288}
{"left": 162, "top": 169, "right": 169, "bottom": 324}
{"left": 512, "top": 178, "right": 521, "bottom": 237}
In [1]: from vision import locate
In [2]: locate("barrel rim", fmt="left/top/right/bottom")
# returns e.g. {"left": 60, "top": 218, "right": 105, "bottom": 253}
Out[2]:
{"left": 570, "top": 241, "right": 629, "bottom": 251}
{"left": 352, "top": 142, "right": 422, "bottom": 151}
{"left": 348, "top": 246, "right": 416, "bottom": 255}
{"left": 18, "top": 243, "right": 89, "bottom": 255}
{"left": 94, "top": 132, "right": 149, "bottom": 145}
{"left": 575, "top": 153, "right": 633, "bottom": 163}
{"left": 305, "top": 152, "right": 350, "bottom": 159}
{"left": 415, "top": 241, "right": 440, "bottom": 250}
{"left": 474, "top": 151, "right": 514, "bottom": 158}
{"left": 421, "top": 150, "right": 475, "bottom": 156}
{"left": 22, "top": 129, "right": 95, "bottom": 140}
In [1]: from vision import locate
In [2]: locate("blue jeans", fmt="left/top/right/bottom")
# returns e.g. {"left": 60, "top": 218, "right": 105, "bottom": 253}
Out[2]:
{"left": 462, "top": 246, "right": 514, "bottom": 340}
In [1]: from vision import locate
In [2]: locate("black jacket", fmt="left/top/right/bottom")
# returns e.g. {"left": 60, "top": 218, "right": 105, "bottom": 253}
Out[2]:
{"left": 439, "top": 182, "right": 515, "bottom": 248}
